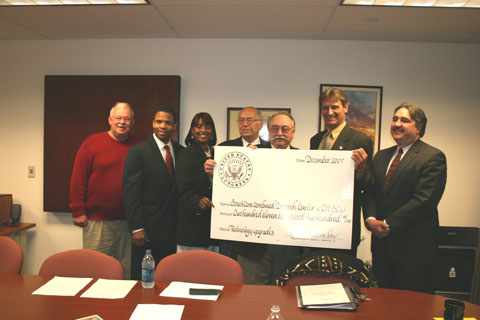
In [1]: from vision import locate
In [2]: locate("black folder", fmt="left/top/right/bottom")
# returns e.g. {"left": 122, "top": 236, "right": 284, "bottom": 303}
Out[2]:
{"left": 295, "top": 283, "right": 358, "bottom": 311}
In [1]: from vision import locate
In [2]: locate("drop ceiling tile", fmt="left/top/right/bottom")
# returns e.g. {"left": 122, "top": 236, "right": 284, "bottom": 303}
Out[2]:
{"left": 0, "top": 1, "right": 479, "bottom": 42}
{"left": 326, "top": 6, "right": 480, "bottom": 34}
{"left": 172, "top": 27, "right": 325, "bottom": 39}
{"left": 0, "top": 14, "right": 45, "bottom": 39}
{"left": 0, "top": 5, "right": 176, "bottom": 39}
{"left": 158, "top": 5, "right": 334, "bottom": 38}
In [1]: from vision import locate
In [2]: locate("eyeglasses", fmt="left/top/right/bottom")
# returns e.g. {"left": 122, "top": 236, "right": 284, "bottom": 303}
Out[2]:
{"left": 237, "top": 118, "right": 259, "bottom": 125}
{"left": 111, "top": 116, "right": 133, "bottom": 123}
{"left": 270, "top": 126, "right": 292, "bottom": 133}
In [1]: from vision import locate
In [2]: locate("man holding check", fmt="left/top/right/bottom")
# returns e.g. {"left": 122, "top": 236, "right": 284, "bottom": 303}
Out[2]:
{"left": 207, "top": 107, "right": 369, "bottom": 284}
{"left": 310, "top": 87, "right": 373, "bottom": 257}
{"left": 205, "top": 106, "right": 269, "bottom": 259}
{"left": 206, "top": 111, "right": 299, "bottom": 284}
{"left": 237, "top": 112, "right": 301, "bottom": 284}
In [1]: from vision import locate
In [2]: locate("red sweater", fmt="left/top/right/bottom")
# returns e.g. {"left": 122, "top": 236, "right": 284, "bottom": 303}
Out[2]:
{"left": 70, "top": 132, "right": 140, "bottom": 220}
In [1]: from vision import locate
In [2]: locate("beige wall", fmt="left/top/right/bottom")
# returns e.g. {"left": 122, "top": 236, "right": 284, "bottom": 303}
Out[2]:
{"left": 0, "top": 39, "right": 479, "bottom": 274}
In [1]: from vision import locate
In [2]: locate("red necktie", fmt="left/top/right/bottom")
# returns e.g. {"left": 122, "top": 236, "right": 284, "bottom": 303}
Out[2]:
{"left": 384, "top": 148, "right": 403, "bottom": 190}
{"left": 164, "top": 145, "right": 174, "bottom": 181}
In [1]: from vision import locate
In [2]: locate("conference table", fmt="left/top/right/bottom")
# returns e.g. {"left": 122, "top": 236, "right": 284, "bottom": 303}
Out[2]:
{"left": 1, "top": 274, "right": 479, "bottom": 320}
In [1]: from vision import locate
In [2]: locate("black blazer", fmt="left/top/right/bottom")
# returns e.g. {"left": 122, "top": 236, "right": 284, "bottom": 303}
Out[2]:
{"left": 123, "top": 136, "right": 184, "bottom": 243}
{"left": 176, "top": 140, "right": 216, "bottom": 247}
{"left": 364, "top": 139, "right": 447, "bottom": 263}
{"left": 310, "top": 125, "right": 374, "bottom": 249}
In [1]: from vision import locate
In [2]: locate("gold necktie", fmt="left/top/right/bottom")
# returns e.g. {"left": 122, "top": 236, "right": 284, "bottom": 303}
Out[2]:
{"left": 322, "top": 132, "right": 333, "bottom": 150}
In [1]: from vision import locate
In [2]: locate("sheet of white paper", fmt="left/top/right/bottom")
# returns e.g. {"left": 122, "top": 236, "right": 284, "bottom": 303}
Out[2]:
{"left": 32, "top": 276, "right": 93, "bottom": 296}
{"left": 80, "top": 279, "right": 138, "bottom": 299}
{"left": 159, "top": 281, "right": 223, "bottom": 301}
{"left": 300, "top": 283, "right": 350, "bottom": 305}
{"left": 130, "top": 304, "right": 185, "bottom": 320}
{"left": 211, "top": 147, "right": 354, "bottom": 249}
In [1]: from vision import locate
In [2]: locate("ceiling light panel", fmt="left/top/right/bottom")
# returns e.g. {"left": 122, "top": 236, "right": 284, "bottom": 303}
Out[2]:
{"left": 404, "top": 0, "right": 436, "bottom": 6}
{"left": 374, "top": 0, "right": 406, "bottom": 5}
{"left": 61, "top": 0, "right": 89, "bottom": 3}
{"left": 1, "top": 0, "right": 147, "bottom": 5}
{"left": 465, "top": 0, "right": 480, "bottom": 7}
{"left": 342, "top": 0, "right": 375, "bottom": 4}
{"left": 434, "top": 0, "right": 468, "bottom": 6}
{"left": 342, "top": 0, "right": 479, "bottom": 6}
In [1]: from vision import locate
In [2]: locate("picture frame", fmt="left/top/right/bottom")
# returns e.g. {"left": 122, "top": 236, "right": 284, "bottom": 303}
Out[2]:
{"left": 227, "top": 107, "right": 291, "bottom": 141}
{"left": 319, "top": 84, "right": 383, "bottom": 151}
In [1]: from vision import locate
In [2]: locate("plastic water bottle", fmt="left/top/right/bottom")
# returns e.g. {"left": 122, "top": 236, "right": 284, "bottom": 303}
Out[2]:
{"left": 141, "top": 249, "right": 155, "bottom": 288}
{"left": 266, "top": 305, "right": 284, "bottom": 320}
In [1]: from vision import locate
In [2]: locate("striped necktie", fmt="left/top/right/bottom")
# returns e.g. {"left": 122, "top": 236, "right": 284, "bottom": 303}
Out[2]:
{"left": 384, "top": 148, "right": 403, "bottom": 190}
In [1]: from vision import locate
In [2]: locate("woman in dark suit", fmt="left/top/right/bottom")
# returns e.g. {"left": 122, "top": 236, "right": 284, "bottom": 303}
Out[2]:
{"left": 176, "top": 112, "right": 219, "bottom": 252}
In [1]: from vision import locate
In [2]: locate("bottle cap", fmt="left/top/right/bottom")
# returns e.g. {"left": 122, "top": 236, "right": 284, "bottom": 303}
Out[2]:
{"left": 145, "top": 249, "right": 152, "bottom": 254}
{"left": 271, "top": 305, "right": 280, "bottom": 312}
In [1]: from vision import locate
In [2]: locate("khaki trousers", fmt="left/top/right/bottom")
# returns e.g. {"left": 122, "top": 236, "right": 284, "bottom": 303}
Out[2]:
{"left": 83, "top": 220, "right": 132, "bottom": 280}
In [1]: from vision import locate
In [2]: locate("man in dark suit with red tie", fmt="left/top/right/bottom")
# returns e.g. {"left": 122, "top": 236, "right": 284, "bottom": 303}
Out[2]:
{"left": 123, "top": 106, "right": 184, "bottom": 280}
{"left": 364, "top": 102, "right": 447, "bottom": 293}
{"left": 310, "top": 87, "right": 373, "bottom": 257}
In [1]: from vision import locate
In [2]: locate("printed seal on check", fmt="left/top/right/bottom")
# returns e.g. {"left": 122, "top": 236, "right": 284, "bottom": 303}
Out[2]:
{"left": 218, "top": 151, "right": 253, "bottom": 188}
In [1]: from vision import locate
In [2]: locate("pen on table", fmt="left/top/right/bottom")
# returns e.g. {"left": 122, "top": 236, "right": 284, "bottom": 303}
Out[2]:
{"left": 189, "top": 288, "right": 222, "bottom": 295}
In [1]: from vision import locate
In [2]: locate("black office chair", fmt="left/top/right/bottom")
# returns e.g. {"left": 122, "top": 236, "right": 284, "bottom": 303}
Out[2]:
{"left": 275, "top": 250, "right": 378, "bottom": 288}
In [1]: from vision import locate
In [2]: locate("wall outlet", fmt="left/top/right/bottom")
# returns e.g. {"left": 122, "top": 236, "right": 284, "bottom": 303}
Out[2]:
{"left": 28, "top": 165, "right": 35, "bottom": 178}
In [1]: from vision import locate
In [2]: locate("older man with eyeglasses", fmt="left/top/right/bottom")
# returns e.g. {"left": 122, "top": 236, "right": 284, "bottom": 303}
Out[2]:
{"left": 226, "top": 106, "right": 271, "bottom": 148}
{"left": 69, "top": 102, "right": 140, "bottom": 280}
{"left": 204, "top": 106, "right": 270, "bottom": 260}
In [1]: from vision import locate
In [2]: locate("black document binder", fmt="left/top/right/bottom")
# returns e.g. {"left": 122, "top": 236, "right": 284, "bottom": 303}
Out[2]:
{"left": 296, "top": 283, "right": 358, "bottom": 311}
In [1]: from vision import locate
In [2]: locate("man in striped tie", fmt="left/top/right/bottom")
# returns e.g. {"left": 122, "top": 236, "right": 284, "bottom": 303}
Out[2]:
{"left": 363, "top": 103, "right": 447, "bottom": 293}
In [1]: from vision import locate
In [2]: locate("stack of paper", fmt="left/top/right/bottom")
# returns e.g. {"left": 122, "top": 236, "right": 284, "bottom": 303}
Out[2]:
{"left": 130, "top": 304, "right": 184, "bottom": 320}
{"left": 296, "top": 283, "right": 358, "bottom": 311}
{"left": 32, "top": 277, "right": 137, "bottom": 299}
{"left": 80, "top": 279, "right": 137, "bottom": 299}
{"left": 32, "top": 276, "right": 93, "bottom": 296}
{"left": 159, "top": 281, "right": 223, "bottom": 301}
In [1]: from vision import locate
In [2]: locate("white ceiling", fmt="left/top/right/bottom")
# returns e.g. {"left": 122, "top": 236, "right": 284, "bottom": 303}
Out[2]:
{"left": 0, "top": 0, "right": 479, "bottom": 43}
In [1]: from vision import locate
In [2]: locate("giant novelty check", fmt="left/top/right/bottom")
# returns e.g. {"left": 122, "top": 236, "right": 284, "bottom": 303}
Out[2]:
{"left": 211, "top": 146, "right": 354, "bottom": 249}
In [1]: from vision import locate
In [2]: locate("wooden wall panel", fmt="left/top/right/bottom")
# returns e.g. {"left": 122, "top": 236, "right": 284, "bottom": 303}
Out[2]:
{"left": 44, "top": 75, "right": 181, "bottom": 213}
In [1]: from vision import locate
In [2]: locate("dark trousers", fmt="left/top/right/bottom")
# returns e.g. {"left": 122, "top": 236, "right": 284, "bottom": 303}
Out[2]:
{"left": 219, "top": 240, "right": 237, "bottom": 260}
{"left": 238, "top": 245, "right": 303, "bottom": 285}
{"left": 130, "top": 232, "right": 176, "bottom": 280}
{"left": 372, "top": 253, "right": 434, "bottom": 293}
{"left": 301, "top": 246, "right": 358, "bottom": 258}
{"left": 328, "top": 247, "right": 358, "bottom": 258}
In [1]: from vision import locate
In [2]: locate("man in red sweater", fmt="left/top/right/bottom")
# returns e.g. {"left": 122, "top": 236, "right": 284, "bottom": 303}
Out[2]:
{"left": 70, "top": 102, "right": 140, "bottom": 279}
